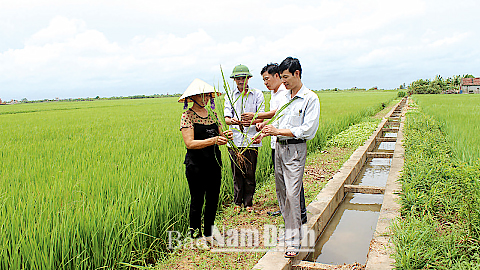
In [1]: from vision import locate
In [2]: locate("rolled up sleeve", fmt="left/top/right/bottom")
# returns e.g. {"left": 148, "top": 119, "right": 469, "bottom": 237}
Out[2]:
{"left": 256, "top": 91, "right": 265, "bottom": 113}
{"left": 224, "top": 91, "right": 234, "bottom": 118}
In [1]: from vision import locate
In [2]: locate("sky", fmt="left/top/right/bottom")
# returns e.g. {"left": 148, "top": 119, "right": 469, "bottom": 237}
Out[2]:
{"left": 0, "top": 0, "right": 479, "bottom": 101}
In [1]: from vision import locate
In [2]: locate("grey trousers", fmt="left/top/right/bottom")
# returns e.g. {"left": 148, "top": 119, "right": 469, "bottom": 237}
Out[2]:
{"left": 275, "top": 142, "right": 307, "bottom": 247}
{"left": 272, "top": 148, "right": 307, "bottom": 220}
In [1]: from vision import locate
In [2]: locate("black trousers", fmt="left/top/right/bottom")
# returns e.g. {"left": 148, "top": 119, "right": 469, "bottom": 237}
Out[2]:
{"left": 185, "top": 163, "right": 221, "bottom": 237}
{"left": 272, "top": 148, "right": 307, "bottom": 220}
{"left": 229, "top": 148, "right": 258, "bottom": 207}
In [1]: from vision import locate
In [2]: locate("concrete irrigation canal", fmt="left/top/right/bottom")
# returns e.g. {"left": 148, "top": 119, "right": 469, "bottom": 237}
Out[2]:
{"left": 253, "top": 97, "right": 408, "bottom": 270}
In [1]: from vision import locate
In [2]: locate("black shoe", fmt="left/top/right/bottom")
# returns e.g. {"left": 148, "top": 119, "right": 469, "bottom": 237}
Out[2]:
{"left": 301, "top": 215, "right": 307, "bottom": 224}
{"left": 267, "top": 210, "right": 281, "bottom": 216}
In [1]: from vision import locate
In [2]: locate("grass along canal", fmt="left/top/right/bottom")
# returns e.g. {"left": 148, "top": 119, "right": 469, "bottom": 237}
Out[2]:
{"left": 390, "top": 99, "right": 480, "bottom": 269}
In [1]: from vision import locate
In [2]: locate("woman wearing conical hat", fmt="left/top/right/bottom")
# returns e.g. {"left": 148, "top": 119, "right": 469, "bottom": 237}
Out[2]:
{"left": 179, "top": 79, "right": 232, "bottom": 245}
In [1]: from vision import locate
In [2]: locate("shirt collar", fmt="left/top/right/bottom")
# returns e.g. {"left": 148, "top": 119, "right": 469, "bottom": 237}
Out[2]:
{"left": 234, "top": 86, "right": 251, "bottom": 95}
{"left": 285, "top": 84, "right": 307, "bottom": 100}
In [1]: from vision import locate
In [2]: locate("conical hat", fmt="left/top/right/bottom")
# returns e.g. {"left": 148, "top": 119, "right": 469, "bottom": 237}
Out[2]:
{"left": 178, "top": 78, "right": 220, "bottom": 103}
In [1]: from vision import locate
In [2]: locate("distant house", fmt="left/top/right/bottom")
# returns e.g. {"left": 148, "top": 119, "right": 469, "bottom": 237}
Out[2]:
{"left": 460, "top": 78, "right": 480, "bottom": 94}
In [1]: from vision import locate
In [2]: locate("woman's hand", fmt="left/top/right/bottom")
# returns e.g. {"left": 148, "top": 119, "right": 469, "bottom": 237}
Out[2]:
{"left": 216, "top": 130, "right": 232, "bottom": 146}
{"left": 223, "top": 130, "right": 233, "bottom": 140}
{"left": 216, "top": 135, "right": 228, "bottom": 146}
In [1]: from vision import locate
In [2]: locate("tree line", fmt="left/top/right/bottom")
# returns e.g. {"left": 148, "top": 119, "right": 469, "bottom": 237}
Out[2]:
{"left": 408, "top": 74, "right": 475, "bottom": 94}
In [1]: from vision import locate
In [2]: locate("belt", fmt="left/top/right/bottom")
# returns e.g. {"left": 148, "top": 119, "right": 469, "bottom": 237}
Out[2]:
{"left": 277, "top": 139, "right": 306, "bottom": 145}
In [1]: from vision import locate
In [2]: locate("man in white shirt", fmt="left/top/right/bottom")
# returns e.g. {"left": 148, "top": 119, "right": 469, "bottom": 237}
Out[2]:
{"left": 254, "top": 57, "right": 320, "bottom": 257}
{"left": 224, "top": 64, "right": 265, "bottom": 213}
{"left": 249, "top": 63, "right": 307, "bottom": 223}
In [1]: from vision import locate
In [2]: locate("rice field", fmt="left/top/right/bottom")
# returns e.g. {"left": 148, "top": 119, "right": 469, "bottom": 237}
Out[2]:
{"left": 392, "top": 97, "right": 480, "bottom": 269}
{"left": 412, "top": 94, "right": 480, "bottom": 165}
{"left": 0, "top": 91, "right": 396, "bottom": 269}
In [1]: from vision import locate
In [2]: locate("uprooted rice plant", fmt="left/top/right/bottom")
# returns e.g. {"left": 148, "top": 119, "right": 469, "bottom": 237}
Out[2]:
{"left": 0, "top": 91, "right": 396, "bottom": 269}
{"left": 391, "top": 105, "right": 480, "bottom": 269}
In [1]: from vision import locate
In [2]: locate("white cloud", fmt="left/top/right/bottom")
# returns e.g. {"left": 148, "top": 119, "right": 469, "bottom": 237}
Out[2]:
{"left": 0, "top": 17, "right": 124, "bottom": 81}
{"left": 1, "top": 0, "right": 480, "bottom": 100}
{"left": 428, "top": 32, "right": 471, "bottom": 48}
{"left": 27, "top": 16, "right": 86, "bottom": 46}
{"left": 132, "top": 29, "right": 214, "bottom": 58}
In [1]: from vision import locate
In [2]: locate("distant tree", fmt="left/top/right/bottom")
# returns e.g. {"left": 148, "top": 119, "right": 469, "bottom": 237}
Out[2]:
{"left": 21, "top": 98, "right": 28, "bottom": 103}
{"left": 408, "top": 76, "right": 448, "bottom": 94}
{"left": 408, "top": 79, "right": 429, "bottom": 94}
{"left": 95, "top": 96, "right": 100, "bottom": 99}
{"left": 429, "top": 75, "right": 447, "bottom": 94}
{"left": 464, "top": 74, "right": 475, "bottom": 78}
{"left": 453, "top": 75, "right": 461, "bottom": 87}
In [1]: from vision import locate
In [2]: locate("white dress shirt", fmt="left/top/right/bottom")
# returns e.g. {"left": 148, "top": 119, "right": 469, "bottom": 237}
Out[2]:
{"left": 224, "top": 87, "right": 265, "bottom": 147}
{"left": 276, "top": 85, "right": 320, "bottom": 141}
{"left": 269, "top": 84, "right": 288, "bottom": 149}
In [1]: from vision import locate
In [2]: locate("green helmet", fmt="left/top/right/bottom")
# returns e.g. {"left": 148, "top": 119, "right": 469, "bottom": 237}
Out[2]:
{"left": 230, "top": 64, "right": 253, "bottom": 78}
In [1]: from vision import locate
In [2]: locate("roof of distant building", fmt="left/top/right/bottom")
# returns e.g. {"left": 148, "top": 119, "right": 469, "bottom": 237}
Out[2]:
{"left": 461, "top": 78, "right": 480, "bottom": 86}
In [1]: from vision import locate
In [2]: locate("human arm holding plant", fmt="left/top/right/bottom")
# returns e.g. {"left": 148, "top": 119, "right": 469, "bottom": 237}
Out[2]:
{"left": 225, "top": 117, "right": 241, "bottom": 126}
{"left": 219, "top": 127, "right": 233, "bottom": 141}
{"left": 252, "top": 125, "right": 294, "bottom": 144}
{"left": 182, "top": 128, "right": 232, "bottom": 149}
{"left": 241, "top": 110, "right": 276, "bottom": 122}
{"left": 249, "top": 97, "right": 297, "bottom": 145}
{"left": 262, "top": 125, "right": 294, "bottom": 137}
{"left": 237, "top": 115, "right": 264, "bottom": 127}
{"left": 239, "top": 90, "right": 266, "bottom": 127}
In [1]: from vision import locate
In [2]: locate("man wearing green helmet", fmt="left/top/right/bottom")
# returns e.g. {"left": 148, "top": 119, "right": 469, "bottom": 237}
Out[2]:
{"left": 224, "top": 64, "right": 265, "bottom": 213}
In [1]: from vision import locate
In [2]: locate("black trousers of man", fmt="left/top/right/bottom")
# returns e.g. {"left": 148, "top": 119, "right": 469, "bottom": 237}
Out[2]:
{"left": 229, "top": 148, "right": 258, "bottom": 207}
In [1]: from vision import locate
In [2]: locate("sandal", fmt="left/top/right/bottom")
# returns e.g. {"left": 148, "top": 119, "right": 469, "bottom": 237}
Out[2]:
{"left": 233, "top": 205, "right": 242, "bottom": 212}
{"left": 195, "top": 237, "right": 211, "bottom": 251}
{"left": 246, "top": 206, "right": 255, "bottom": 213}
{"left": 285, "top": 246, "right": 299, "bottom": 258}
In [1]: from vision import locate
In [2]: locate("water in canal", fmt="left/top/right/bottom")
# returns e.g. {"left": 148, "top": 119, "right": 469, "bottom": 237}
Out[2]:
{"left": 306, "top": 133, "right": 397, "bottom": 265}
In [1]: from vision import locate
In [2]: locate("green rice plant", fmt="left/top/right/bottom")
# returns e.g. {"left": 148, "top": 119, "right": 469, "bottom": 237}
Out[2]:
{"left": 413, "top": 94, "right": 480, "bottom": 165}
